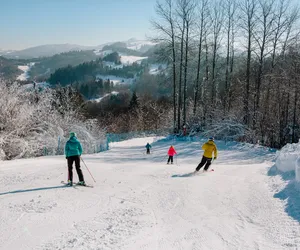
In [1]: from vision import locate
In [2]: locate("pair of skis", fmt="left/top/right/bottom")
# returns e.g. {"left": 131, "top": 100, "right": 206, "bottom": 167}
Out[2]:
{"left": 194, "top": 169, "right": 214, "bottom": 174}
{"left": 172, "top": 168, "right": 214, "bottom": 178}
{"left": 61, "top": 181, "right": 94, "bottom": 188}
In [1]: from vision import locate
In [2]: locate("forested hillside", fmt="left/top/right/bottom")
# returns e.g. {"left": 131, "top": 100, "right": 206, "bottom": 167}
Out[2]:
{"left": 29, "top": 50, "right": 99, "bottom": 80}
{"left": 0, "top": 56, "right": 22, "bottom": 79}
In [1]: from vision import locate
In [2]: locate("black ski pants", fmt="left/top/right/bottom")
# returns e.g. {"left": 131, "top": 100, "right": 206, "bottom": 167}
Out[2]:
{"left": 67, "top": 155, "right": 84, "bottom": 182}
{"left": 146, "top": 148, "right": 150, "bottom": 154}
{"left": 196, "top": 156, "right": 212, "bottom": 171}
{"left": 167, "top": 156, "right": 174, "bottom": 164}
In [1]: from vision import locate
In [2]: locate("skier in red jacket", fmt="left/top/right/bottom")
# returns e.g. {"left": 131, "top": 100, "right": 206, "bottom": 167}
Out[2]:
{"left": 167, "top": 145, "right": 177, "bottom": 164}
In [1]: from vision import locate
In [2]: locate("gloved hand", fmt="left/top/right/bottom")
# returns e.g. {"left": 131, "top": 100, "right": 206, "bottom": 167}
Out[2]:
{"left": 214, "top": 157, "right": 217, "bottom": 160}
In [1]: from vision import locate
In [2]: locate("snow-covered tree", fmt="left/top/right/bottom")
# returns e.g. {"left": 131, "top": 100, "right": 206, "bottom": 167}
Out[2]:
{"left": 0, "top": 81, "right": 106, "bottom": 160}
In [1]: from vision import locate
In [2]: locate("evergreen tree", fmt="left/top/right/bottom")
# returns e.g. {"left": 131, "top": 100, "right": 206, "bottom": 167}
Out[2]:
{"left": 129, "top": 91, "right": 139, "bottom": 110}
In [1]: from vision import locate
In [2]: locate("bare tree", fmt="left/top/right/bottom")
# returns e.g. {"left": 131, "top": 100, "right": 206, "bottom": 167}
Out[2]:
{"left": 210, "top": 0, "right": 224, "bottom": 107}
{"left": 282, "top": 6, "right": 300, "bottom": 56}
{"left": 224, "top": 0, "right": 237, "bottom": 113}
{"left": 152, "top": 0, "right": 178, "bottom": 132}
{"left": 193, "top": 0, "right": 210, "bottom": 115}
{"left": 239, "top": 0, "right": 257, "bottom": 126}
{"left": 176, "top": 0, "right": 187, "bottom": 131}
{"left": 252, "top": 0, "right": 276, "bottom": 129}
{"left": 182, "top": 0, "right": 196, "bottom": 125}
{"left": 262, "top": 0, "right": 293, "bottom": 144}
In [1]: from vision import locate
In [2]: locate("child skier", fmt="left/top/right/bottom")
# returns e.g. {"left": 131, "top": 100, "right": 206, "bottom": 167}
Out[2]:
{"left": 65, "top": 132, "right": 85, "bottom": 186}
{"left": 167, "top": 145, "right": 177, "bottom": 164}
{"left": 145, "top": 142, "right": 152, "bottom": 154}
{"left": 195, "top": 137, "right": 217, "bottom": 172}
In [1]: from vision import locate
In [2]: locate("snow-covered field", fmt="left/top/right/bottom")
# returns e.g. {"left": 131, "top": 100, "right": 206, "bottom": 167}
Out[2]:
{"left": 93, "top": 91, "right": 119, "bottom": 103}
{"left": 17, "top": 63, "right": 35, "bottom": 81}
{"left": 96, "top": 74, "right": 134, "bottom": 85}
{"left": 1, "top": 137, "right": 300, "bottom": 250}
{"left": 149, "top": 63, "right": 167, "bottom": 75}
{"left": 120, "top": 55, "right": 147, "bottom": 65}
{"left": 94, "top": 49, "right": 114, "bottom": 57}
{"left": 103, "top": 61, "right": 124, "bottom": 69}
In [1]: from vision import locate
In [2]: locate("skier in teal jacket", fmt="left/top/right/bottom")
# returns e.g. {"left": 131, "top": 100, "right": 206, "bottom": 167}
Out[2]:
{"left": 65, "top": 132, "right": 85, "bottom": 186}
{"left": 145, "top": 143, "right": 152, "bottom": 154}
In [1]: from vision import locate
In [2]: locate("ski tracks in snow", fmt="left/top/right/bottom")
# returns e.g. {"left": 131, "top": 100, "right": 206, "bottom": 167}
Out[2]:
{"left": 1, "top": 137, "right": 300, "bottom": 249}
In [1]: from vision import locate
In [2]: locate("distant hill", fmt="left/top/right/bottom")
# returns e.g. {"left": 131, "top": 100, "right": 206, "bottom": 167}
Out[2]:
{"left": 1, "top": 39, "right": 157, "bottom": 60}
{"left": 96, "top": 39, "right": 157, "bottom": 57}
{"left": 125, "top": 38, "right": 157, "bottom": 53}
{"left": 2, "top": 44, "right": 96, "bottom": 59}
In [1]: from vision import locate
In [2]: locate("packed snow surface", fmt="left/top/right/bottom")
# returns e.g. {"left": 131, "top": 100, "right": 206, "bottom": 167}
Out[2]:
{"left": 1, "top": 137, "right": 300, "bottom": 250}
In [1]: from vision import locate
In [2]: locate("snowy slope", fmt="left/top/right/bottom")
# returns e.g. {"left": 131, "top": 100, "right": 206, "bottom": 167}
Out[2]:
{"left": 119, "top": 55, "right": 147, "bottom": 65}
{"left": 1, "top": 137, "right": 300, "bottom": 249}
{"left": 93, "top": 91, "right": 119, "bottom": 103}
{"left": 16, "top": 63, "right": 35, "bottom": 81}
{"left": 126, "top": 39, "right": 157, "bottom": 51}
{"left": 149, "top": 63, "right": 167, "bottom": 75}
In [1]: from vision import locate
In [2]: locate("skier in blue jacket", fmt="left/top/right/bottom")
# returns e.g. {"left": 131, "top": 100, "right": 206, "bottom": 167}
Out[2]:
{"left": 65, "top": 132, "right": 85, "bottom": 186}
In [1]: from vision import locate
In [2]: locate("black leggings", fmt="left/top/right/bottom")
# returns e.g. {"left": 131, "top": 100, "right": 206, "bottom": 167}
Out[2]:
{"left": 67, "top": 155, "right": 84, "bottom": 182}
{"left": 196, "top": 156, "right": 212, "bottom": 171}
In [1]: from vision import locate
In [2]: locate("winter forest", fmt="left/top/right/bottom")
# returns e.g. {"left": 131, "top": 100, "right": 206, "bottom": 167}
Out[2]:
{"left": 152, "top": 0, "right": 300, "bottom": 148}
{"left": 1, "top": 0, "right": 300, "bottom": 160}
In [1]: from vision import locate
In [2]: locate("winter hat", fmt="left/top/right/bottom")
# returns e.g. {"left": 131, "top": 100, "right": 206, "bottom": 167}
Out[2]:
{"left": 70, "top": 132, "right": 77, "bottom": 137}
{"left": 209, "top": 137, "right": 214, "bottom": 141}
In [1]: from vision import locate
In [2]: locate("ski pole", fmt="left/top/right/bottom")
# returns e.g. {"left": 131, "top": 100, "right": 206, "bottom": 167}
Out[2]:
{"left": 175, "top": 154, "right": 180, "bottom": 166}
{"left": 80, "top": 156, "right": 96, "bottom": 183}
{"left": 209, "top": 158, "right": 215, "bottom": 171}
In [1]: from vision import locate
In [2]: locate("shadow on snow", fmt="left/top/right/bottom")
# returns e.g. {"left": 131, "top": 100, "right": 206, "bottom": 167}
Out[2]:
{"left": 268, "top": 165, "right": 300, "bottom": 222}
{"left": 0, "top": 185, "right": 71, "bottom": 196}
{"left": 171, "top": 172, "right": 197, "bottom": 178}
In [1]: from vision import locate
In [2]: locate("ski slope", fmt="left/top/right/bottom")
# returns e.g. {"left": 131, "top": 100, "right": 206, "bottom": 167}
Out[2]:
{"left": 1, "top": 137, "right": 300, "bottom": 250}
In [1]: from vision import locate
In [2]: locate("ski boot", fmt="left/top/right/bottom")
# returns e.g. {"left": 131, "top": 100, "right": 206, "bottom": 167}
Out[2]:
{"left": 77, "top": 181, "right": 86, "bottom": 186}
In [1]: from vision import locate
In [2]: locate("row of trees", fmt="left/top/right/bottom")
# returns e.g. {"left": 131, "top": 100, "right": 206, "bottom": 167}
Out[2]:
{"left": 153, "top": 0, "right": 300, "bottom": 147}
{"left": 74, "top": 79, "right": 115, "bottom": 99}
{"left": 83, "top": 91, "right": 173, "bottom": 133}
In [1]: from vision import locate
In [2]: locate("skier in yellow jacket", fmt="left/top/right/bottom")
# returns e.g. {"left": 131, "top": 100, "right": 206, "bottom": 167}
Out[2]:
{"left": 195, "top": 137, "right": 218, "bottom": 172}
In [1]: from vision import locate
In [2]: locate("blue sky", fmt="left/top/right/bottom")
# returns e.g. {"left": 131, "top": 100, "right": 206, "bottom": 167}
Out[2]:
{"left": 0, "top": 0, "right": 157, "bottom": 50}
